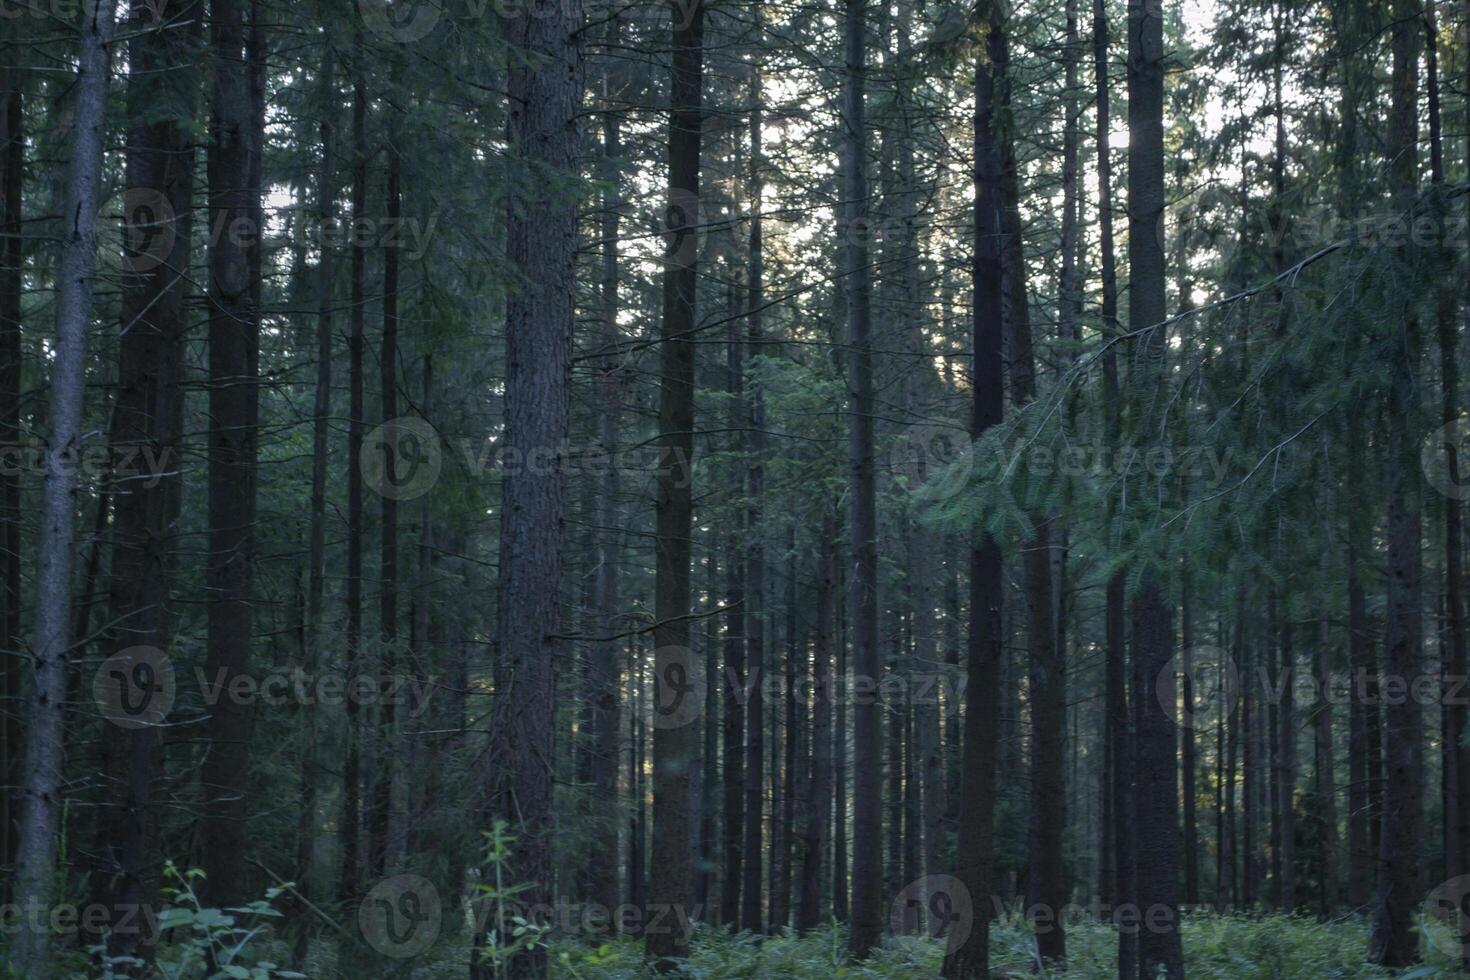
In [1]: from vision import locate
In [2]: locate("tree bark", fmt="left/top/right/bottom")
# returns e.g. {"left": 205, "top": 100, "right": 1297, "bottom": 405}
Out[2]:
{"left": 843, "top": 0, "right": 882, "bottom": 956}
{"left": 1371, "top": 0, "right": 1424, "bottom": 964}
{"left": 941, "top": 27, "right": 1005, "bottom": 980}
{"left": 798, "top": 521, "right": 835, "bottom": 932}
{"left": 645, "top": 0, "right": 701, "bottom": 962}
{"left": 1126, "top": 0, "right": 1183, "bottom": 970}
{"left": 199, "top": 0, "right": 260, "bottom": 911}
{"left": 9, "top": 0, "right": 113, "bottom": 971}
{"left": 91, "top": 0, "right": 199, "bottom": 962}
{"left": 0, "top": 30, "right": 23, "bottom": 887}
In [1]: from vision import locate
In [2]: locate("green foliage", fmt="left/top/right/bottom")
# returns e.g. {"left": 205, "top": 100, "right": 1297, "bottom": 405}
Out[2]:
{"left": 536, "top": 913, "right": 1470, "bottom": 978}
{"left": 85, "top": 863, "right": 306, "bottom": 980}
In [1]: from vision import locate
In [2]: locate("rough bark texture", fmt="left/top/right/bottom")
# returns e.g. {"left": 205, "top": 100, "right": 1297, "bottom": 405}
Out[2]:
{"left": 470, "top": 0, "right": 582, "bottom": 972}
{"left": 940, "top": 29, "right": 1005, "bottom": 980}
{"left": 9, "top": 0, "right": 113, "bottom": 972}
{"left": 1126, "top": 0, "right": 1183, "bottom": 971}
{"left": 798, "top": 523, "right": 835, "bottom": 932}
{"left": 0, "top": 30, "right": 22, "bottom": 887}
{"left": 1371, "top": 0, "right": 1424, "bottom": 964}
{"left": 645, "top": 0, "right": 701, "bottom": 964}
{"left": 843, "top": 0, "right": 882, "bottom": 957}
{"left": 91, "top": 0, "right": 199, "bottom": 962}
{"left": 200, "top": 0, "right": 261, "bottom": 910}
{"left": 339, "top": 38, "right": 367, "bottom": 906}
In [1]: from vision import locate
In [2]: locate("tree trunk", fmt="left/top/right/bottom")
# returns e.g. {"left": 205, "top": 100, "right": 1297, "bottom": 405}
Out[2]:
{"left": 1371, "top": 1, "right": 1424, "bottom": 964}
{"left": 200, "top": 0, "right": 260, "bottom": 911}
{"left": 741, "top": 72, "right": 766, "bottom": 938}
{"left": 9, "top": 0, "right": 113, "bottom": 971}
{"left": 470, "top": 0, "right": 582, "bottom": 971}
{"left": 295, "top": 40, "right": 333, "bottom": 965}
{"left": 843, "top": 0, "right": 882, "bottom": 956}
{"left": 645, "top": 0, "right": 701, "bottom": 962}
{"left": 339, "top": 34, "right": 367, "bottom": 906}
{"left": 370, "top": 74, "right": 402, "bottom": 878}
{"left": 588, "top": 26, "right": 624, "bottom": 916}
{"left": 91, "top": 0, "right": 199, "bottom": 962}
{"left": 0, "top": 35, "right": 23, "bottom": 888}
{"left": 1126, "top": 0, "right": 1183, "bottom": 970}
{"left": 798, "top": 521, "right": 835, "bottom": 932}
{"left": 1427, "top": 0, "right": 1469, "bottom": 888}
{"left": 940, "top": 28, "right": 1005, "bottom": 979}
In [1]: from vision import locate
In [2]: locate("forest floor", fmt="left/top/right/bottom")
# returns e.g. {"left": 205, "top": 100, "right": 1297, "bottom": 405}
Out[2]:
{"left": 537, "top": 913, "right": 1470, "bottom": 978}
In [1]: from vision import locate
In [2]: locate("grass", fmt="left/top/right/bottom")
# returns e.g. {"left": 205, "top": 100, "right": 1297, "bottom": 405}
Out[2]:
{"left": 547, "top": 910, "right": 1470, "bottom": 978}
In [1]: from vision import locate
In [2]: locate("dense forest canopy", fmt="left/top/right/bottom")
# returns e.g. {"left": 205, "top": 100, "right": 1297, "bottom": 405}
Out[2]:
{"left": 0, "top": 0, "right": 1468, "bottom": 975}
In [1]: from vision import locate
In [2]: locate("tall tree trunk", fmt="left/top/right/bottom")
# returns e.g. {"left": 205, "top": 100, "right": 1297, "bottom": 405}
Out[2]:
{"left": 294, "top": 41, "right": 333, "bottom": 965}
{"left": 339, "top": 34, "right": 367, "bottom": 906}
{"left": 721, "top": 342, "right": 745, "bottom": 925}
{"left": 371, "top": 76, "right": 402, "bottom": 878}
{"left": 941, "top": 26, "right": 1005, "bottom": 980}
{"left": 1126, "top": 0, "right": 1183, "bottom": 971}
{"left": 1181, "top": 588, "right": 1198, "bottom": 907}
{"left": 995, "top": 14, "right": 1065, "bottom": 950}
{"left": 842, "top": 0, "right": 882, "bottom": 955}
{"left": 1426, "top": 0, "right": 1469, "bottom": 888}
{"left": 0, "top": 32, "right": 22, "bottom": 887}
{"left": 833, "top": 549, "right": 849, "bottom": 922}
{"left": 798, "top": 521, "right": 835, "bottom": 932}
{"left": 775, "top": 538, "right": 798, "bottom": 932}
{"left": 9, "top": 0, "right": 113, "bottom": 971}
{"left": 1313, "top": 608, "right": 1337, "bottom": 918}
{"left": 740, "top": 73, "right": 767, "bottom": 939}
{"left": 645, "top": 0, "right": 701, "bottom": 963}
{"left": 91, "top": 0, "right": 199, "bottom": 963}
{"left": 1371, "top": 0, "right": 1424, "bottom": 964}
{"left": 1277, "top": 612, "right": 1297, "bottom": 910}
{"left": 470, "top": 0, "right": 582, "bottom": 971}
{"left": 200, "top": 0, "right": 260, "bottom": 911}
{"left": 588, "top": 27, "right": 624, "bottom": 916}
